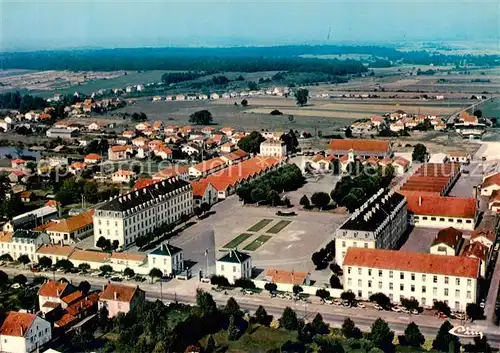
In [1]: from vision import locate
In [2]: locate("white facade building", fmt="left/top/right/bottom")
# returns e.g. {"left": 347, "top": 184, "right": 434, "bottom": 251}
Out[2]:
{"left": 335, "top": 189, "right": 407, "bottom": 266}
{"left": 93, "top": 177, "right": 193, "bottom": 248}
{"left": 259, "top": 139, "right": 287, "bottom": 157}
{"left": 0, "top": 312, "right": 52, "bottom": 353}
{"left": 343, "top": 248, "right": 480, "bottom": 311}
{"left": 147, "top": 242, "right": 184, "bottom": 276}
{"left": 10, "top": 230, "right": 50, "bottom": 262}
{"left": 216, "top": 249, "right": 252, "bottom": 284}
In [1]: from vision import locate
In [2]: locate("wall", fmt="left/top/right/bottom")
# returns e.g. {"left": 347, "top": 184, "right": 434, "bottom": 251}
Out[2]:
{"left": 409, "top": 214, "right": 475, "bottom": 231}
{"left": 253, "top": 280, "right": 343, "bottom": 297}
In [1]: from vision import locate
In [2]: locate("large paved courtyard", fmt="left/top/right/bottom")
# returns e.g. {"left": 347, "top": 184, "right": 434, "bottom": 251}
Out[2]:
{"left": 168, "top": 195, "right": 348, "bottom": 276}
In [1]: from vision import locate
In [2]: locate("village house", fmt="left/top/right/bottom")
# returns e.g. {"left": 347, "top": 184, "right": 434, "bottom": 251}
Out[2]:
{"left": 392, "top": 157, "right": 411, "bottom": 175}
{"left": 112, "top": 169, "right": 136, "bottom": 183}
{"left": 328, "top": 139, "right": 392, "bottom": 159}
{"left": 135, "top": 122, "right": 151, "bottom": 131}
{"left": 0, "top": 312, "right": 52, "bottom": 353}
{"left": 220, "top": 142, "right": 236, "bottom": 154}
{"left": 35, "top": 244, "right": 75, "bottom": 265}
{"left": 371, "top": 115, "right": 384, "bottom": 127}
{"left": 38, "top": 280, "right": 82, "bottom": 314}
{"left": 307, "top": 154, "right": 336, "bottom": 172}
{"left": 68, "top": 249, "right": 110, "bottom": 270}
{"left": 108, "top": 145, "right": 131, "bottom": 161}
{"left": 181, "top": 144, "right": 201, "bottom": 156}
{"left": 136, "top": 146, "right": 152, "bottom": 159}
{"left": 480, "top": 173, "right": 500, "bottom": 196}
{"left": 132, "top": 137, "right": 149, "bottom": 147}
{"left": 87, "top": 122, "right": 106, "bottom": 131}
{"left": 210, "top": 93, "right": 220, "bottom": 100}
{"left": 190, "top": 180, "right": 218, "bottom": 206}
{"left": 488, "top": 190, "right": 500, "bottom": 212}
{"left": 98, "top": 283, "right": 145, "bottom": 318}
{"left": 43, "top": 209, "right": 94, "bottom": 244}
{"left": 448, "top": 152, "right": 471, "bottom": 164}
{"left": 164, "top": 125, "right": 178, "bottom": 134}
{"left": 154, "top": 146, "right": 173, "bottom": 160}
{"left": 148, "top": 242, "right": 184, "bottom": 277}
{"left": 429, "top": 227, "right": 463, "bottom": 256}
{"left": 220, "top": 149, "right": 249, "bottom": 165}
{"left": 9, "top": 229, "right": 50, "bottom": 262}
{"left": 220, "top": 127, "right": 235, "bottom": 136}
{"left": 122, "top": 130, "right": 135, "bottom": 139}
{"left": 260, "top": 139, "right": 287, "bottom": 157}
{"left": 153, "top": 166, "right": 190, "bottom": 181}
{"left": 68, "top": 162, "right": 87, "bottom": 175}
{"left": 84, "top": 153, "right": 103, "bottom": 164}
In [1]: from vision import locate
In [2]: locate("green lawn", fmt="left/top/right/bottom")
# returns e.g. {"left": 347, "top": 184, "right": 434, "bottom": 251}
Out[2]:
{"left": 247, "top": 219, "right": 273, "bottom": 232}
{"left": 243, "top": 235, "right": 272, "bottom": 251}
{"left": 267, "top": 220, "right": 292, "bottom": 234}
{"left": 223, "top": 233, "right": 253, "bottom": 249}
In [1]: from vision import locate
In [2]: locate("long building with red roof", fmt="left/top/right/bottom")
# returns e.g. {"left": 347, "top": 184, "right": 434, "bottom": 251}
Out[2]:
{"left": 328, "top": 138, "right": 392, "bottom": 159}
{"left": 343, "top": 247, "right": 480, "bottom": 311}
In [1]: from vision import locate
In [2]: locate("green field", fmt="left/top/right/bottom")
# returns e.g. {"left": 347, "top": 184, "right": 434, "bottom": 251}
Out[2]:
{"left": 222, "top": 233, "right": 253, "bottom": 249}
{"left": 267, "top": 220, "right": 292, "bottom": 234}
{"left": 243, "top": 235, "right": 272, "bottom": 251}
{"left": 247, "top": 219, "right": 273, "bottom": 232}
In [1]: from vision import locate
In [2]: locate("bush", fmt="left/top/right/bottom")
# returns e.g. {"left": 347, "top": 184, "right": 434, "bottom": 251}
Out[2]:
{"left": 270, "top": 109, "right": 283, "bottom": 115}
{"left": 234, "top": 278, "right": 255, "bottom": 289}
{"left": 329, "top": 275, "right": 342, "bottom": 289}
{"left": 13, "top": 274, "right": 27, "bottom": 285}
{"left": 210, "top": 275, "right": 230, "bottom": 287}
{"left": 264, "top": 282, "right": 277, "bottom": 292}
{"left": 433, "top": 301, "right": 451, "bottom": 317}
{"left": 369, "top": 292, "right": 391, "bottom": 309}
{"left": 315, "top": 289, "right": 330, "bottom": 300}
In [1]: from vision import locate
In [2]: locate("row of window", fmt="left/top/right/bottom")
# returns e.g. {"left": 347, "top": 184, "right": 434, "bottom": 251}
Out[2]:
{"left": 413, "top": 215, "right": 472, "bottom": 224}
{"left": 346, "top": 267, "right": 473, "bottom": 287}
{"left": 354, "top": 291, "right": 465, "bottom": 310}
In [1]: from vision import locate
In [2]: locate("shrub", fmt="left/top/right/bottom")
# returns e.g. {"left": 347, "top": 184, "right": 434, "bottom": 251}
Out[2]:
{"left": 210, "top": 275, "right": 230, "bottom": 287}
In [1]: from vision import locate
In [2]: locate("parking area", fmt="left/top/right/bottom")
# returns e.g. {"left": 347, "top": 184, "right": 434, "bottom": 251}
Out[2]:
{"left": 399, "top": 227, "right": 438, "bottom": 253}
{"left": 170, "top": 195, "right": 348, "bottom": 276}
{"left": 448, "top": 162, "right": 483, "bottom": 199}
{"left": 285, "top": 174, "right": 340, "bottom": 208}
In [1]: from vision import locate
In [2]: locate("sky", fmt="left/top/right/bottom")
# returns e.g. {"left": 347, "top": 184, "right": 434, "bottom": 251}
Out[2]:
{"left": 1, "top": 0, "right": 499, "bottom": 51}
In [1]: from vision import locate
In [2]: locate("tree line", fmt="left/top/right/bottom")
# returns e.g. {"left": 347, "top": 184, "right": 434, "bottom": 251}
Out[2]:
{"left": 0, "top": 91, "right": 46, "bottom": 113}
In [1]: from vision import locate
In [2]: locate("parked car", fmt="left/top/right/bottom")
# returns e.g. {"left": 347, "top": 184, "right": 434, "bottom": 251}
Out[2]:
{"left": 243, "top": 289, "right": 254, "bottom": 295}
{"left": 356, "top": 302, "right": 366, "bottom": 308}
{"left": 324, "top": 298, "right": 334, "bottom": 305}
{"left": 411, "top": 309, "right": 419, "bottom": 315}
{"left": 436, "top": 312, "right": 448, "bottom": 319}
{"left": 391, "top": 306, "right": 401, "bottom": 312}
{"left": 342, "top": 300, "right": 351, "bottom": 307}
{"left": 453, "top": 312, "right": 465, "bottom": 320}
{"left": 401, "top": 307, "right": 410, "bottom": 314}
{"left": 11, "top": 283, "right": 21, "bottom": 289}
{"left": 374, "top": 304, "right": 383, "bottom": 311}
{"left": 333, "top": 299, "right": 342, "bottom": 306}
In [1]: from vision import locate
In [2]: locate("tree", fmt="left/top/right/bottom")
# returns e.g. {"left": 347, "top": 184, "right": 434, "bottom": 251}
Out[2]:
{"left": 412, "top": 143, "right": 428, "bottom": 162}
{"left": 38, "top": 256, "right": 52, "bottom": 268}
{"left": 123, "top": 267, "right": 135, "bottom": 278}
{"left": 432, "top": 321, "right": 460, "bottom": 353}
{"left": 78, "top": 263, "right": 91, "bottom": 272}
{"left": 401, "top": 298, "right": 419, "bottom": 311}
{"left": 295, "top": 88, "right": 309, "bottom": 107}
{"left": 329, "top": 262, "right": 342, "bottom": 275}
{"left": 250, "top": 188, "right": 266, "bottom": 203}
{"left": 314, "top": 336, "right": 345, "bottom": 353}
{"left": 292, "top": 285, "right": 303, "bottom": 296}
{"left": 311, "top": 313, "right": 329, "bottom": 335}
{"left": 345, "top": 127, "right": 353, "bottom": 138}
{"left": 370, "top": 318, "right": 394, "bottom": 351}
{"left": 471, "top": 336, "right": 492, "bottom": 353}
{"left": 404, "top": 322, "right": 425, "bottom": 347}
{"left": 225, "top": 297, "right": 241, "bottom": 318}
{"left": 0, "top": 254, "right": 13, "bottom": 262}
{"left": 241, "top": 99, "right": 248, "bottom": 107}
{"left": 253, "top": 305, "right": 270, "bottom": 324}
{"left": 98, "top": 305, "right": 109, "bottom": 330}
{"left": 189, "top": 110, "right": 213, "bottom": 125}
{"left": 266, "top": 190, "right": 281, "bottom": 206}
{"left": 193, "top": 206, "right": 202, "bottom": 218}
{"left": 17, "top": 254, "right": 30, "bottom": 266}
{"left": 13, "top": 274, "right": 27, "bottom": 285}
{"left": 0, "top": 270, "right": 8, "bottom": 285}
{"left": 311, "top": 192, "right": 330, "bottom": 210}
{"left": 315, "top": 288, "right": 330, "bottom": 300}
{"left": 369, "top": 292, "right": 391, "bottom": 309}
{"left": 326, "top": 275, "right": 340, "bottom": 289}
{"left": 196, "top": 289, "right": 217, "bottom": 317}
{"left": 311, "top": 250, "right": 328, "bottom": 270}
{"left": 280, "top": 307, "right": 298, "bottom": 330}
{"left": 237, "top": 131, "right": 265, "bottom": 154}
{"left": 433, "top": 301, "right": 451, "bottom": 317}
{"left": 96, "top": 236, "right": 111, "bottom": 251}
{"left": 264, "top": 282, "right": 277, "bottom": 293}
{"left": 205, "top": 335, "right": 216, "bottom": 353}
{"left": 342, "top": 317, "right": 362, "bottom": 339}
{"left": 78, "top": 281, "right": 91, "bottom": 294}
{"left": 299, "top": 195, "right": 310, "bottom": 209}
{"left": 341, "top": 291, "right": 356, "bottom": 304}
{"left": 473, "top": 110, "right": 482, "bottom": 118}
{"left": 200, "top": 202, "right": 211, "bottom": 214}
{"left": 227, "top": 315, "right": 239, "bottom": 341}
{"left": 466, "top": 303, "right": 484, "bottom": 322}
{"left": 99, "top": 264, "right": 113, "bottom": 274}
{"left": 149, "top": 268, "right": 163, "bottom": 283}
{"left": 56, "top": 259, "right": 74, "bottom": 271}
{"left": 83, "top": 182, "right": 99, "bottom": 204}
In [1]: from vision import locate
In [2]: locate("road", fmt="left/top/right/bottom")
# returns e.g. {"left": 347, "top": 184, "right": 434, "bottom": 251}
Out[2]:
{"left": 4, "top": 267, "right": 500, "bottom": 348}
{"left": 446, "top": 97, "right": 493, "bottom": 124}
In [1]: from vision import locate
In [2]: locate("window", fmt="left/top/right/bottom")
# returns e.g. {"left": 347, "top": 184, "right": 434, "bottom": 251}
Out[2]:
{"left": 368, "top": 269, "right": 372, "bottom": 276}
{"left": 422, "top": 286, "right": 426, "bottom": 293}
{"left": 457, "top": 219, "right": 463, "bottom": 223}
{"left": 353, "top": 242, "right": 357, "bottom": 247}
{"left": 389, "top": 283, "right": 393, "bottom": 290}
{"left": 368, "top": 280, "right": 372, "bottom": 288}
{"left": 422, "top": 274, "right": 426, "bottom": 281}
{"left": 467, "top": 279, "right": 472, "bottom": 287}
{"left": 347, "top": 267, "right": 351, "bottom": 274}
{"left": 467, "top": 291, "right": 471, "bottom": 299}
{"left": 342, "top": 241, "right": 346, "bottom": 247}
{"left": 422, "top": 298, "right": 426, "bottom": 306}
{"left": 358, "top": 268, "right": 362, "bottom": 275}
{"left": 378, "top": 281, "right": 382, "bottom": 289}
{"left": 364, "top": 242, "right": 368, "bottom": 248}
{"left": 440, "top": 218, "right": 445, "bottom": 221}
{"left": 455, "top": 290, "right": 460, "bottom": 298}
{"left": 411, "top": 285, "right": 415, "bottom": 292}
{"left": 433, "top": 288, "right": 437, "bottom": 296}
{"left": 444, "top": 277, "right": 449, "bottom": 284}
{"left": 423, "top": 216, "right": 428, "bottom": 220}
{"left": 378, "top": 270, "right": 382, "bottom": 277}
{"left": 400, "top": 272, "right": 404, "bottom": 280}
{"left": 444, "top": 288, "right": 449, "bottom": 296}
{"left": 358, "top": 279, "right": 362, "bottom": 287}
{"left": 433, "top": 276, "right": 438, "bottom": 283}
{"left": 347, "top": 278, "right": 352, "bottom": 286}
{"left": 221, "top": 265, "right": 224, "bottom": 271}
{"left": 389, "top": 271, "right": 393, "bottom": 278}
{"left": 411, "top": 273, "right": 415, "bottom": 281}
{"left": 400, "top": 284, "right": 404, "bottom": 291}
{"left": 456, "top": 278, "right": 460, "bottom": 286}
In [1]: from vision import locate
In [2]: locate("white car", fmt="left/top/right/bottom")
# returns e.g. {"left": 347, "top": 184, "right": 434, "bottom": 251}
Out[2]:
{"left": 356, "top": 302, "right": 366, "bottom": 308}
{"left": 401, "top": 307, "right": 410, "bottom": 314}
{"left": 342, "top": 300, "right": 351, "bottom": 307}
{"left": 324, "top": 298, "right": 333, "bottom": 305}
{"left": 391, "top": 306, "right": 401, "bottom": 312}
{"left": 333, "top": 299, "right": 342, "bottom": 306}
{"left": 411, "top": 309, "right": 419, "bottom": 315}
{"left": 374, "top": 304, "right": 383, "bottom": 311}
{"left": 11, "top": 283, "right": 21, "bottom": 289}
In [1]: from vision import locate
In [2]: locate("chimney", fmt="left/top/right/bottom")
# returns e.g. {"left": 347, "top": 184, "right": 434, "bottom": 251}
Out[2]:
{"left": 56, "top": 289, "right": 60, "bottom": 297}
{"left": 418, "top": 196, "right": 422, "bottom": 206}
{"left": 20, "top": 326, "right": 23, "bottom": 336}
{"left": 102, "top": 284, "right": 106, "bottom": 291}
{"left": 113, "top": 291, "right": 117, "bottom": 300}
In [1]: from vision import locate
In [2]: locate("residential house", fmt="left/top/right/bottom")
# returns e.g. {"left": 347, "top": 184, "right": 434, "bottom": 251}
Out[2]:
{"left": 264, "top": 268, "right": 311, "bottom": 286}
{"left": 11, "top": 159, "right": 27, "bottom": 170}
{"left": 108, "top": 252, "right": 147, "bottom": 273}
{"left": 164, "top": 125, "right": 178, "bottom": 134}
{"left": 488, "top": 190, "right": 500, "bottom": 212}
{"left": 98, "top": 283, "right": 145, "bottom": 318}
{"left": 84, "top": 153, "right": 102, "bottom": 164}
{"left": 429, "top": 227, "right": 463, "bottom": 256}
{"left": 112, "top": 169, "right": 136, "bottom": 183}
{"left": 132, "top": 137, "right": 149, "bottom": 147}
{"left": 136, "top": 146, "right": 152, "bottom": 159}
{"left": 307, "top": 154, "right": 336, "bottom": 172}
{"left": 480, "top": 173, "right": 500, "bottom": 196}
{"left": 371, "top": 115, "right": 384, "bottom": 127}
{"left": 392, "top": 157, "right": 411, "bottom": 175}
{"left": 10, "top": 230, "right": 50, "bottom": 262}
{"left": 328, "top": 139, "right": 392, "bottom": 159}
{"left": 343, "top": 247, "right": 480, "bottom": 311}
{"left": 38, "top": 280, "right": 82, "bottom": 314}
{"left": 210, "top": 93, "right": 220, "bottom": 100}
{"left": 220, "top": 127, "right": 235, "bottom": 136}
{"left": 87, "top": 122, "right": 105, "bottom": 131}
{"left": 148, "top": 242, "right": 184, "bottom": 277}
{"left": 471, "top": 228, "right": 496, "bottom": 249}
{"left": 390, "top": 121, "right": 405, "bottom": 133}
{"left": 108, "top": 145, "right": 131, "bottom": 161}
{"left": 36, "top": 244, "right": 75, "bottom": 265}
{"left": 43, "top": 209, "right": 94, "bottom": 244}
{"left": 462, "top": 242, "right": 490, "bottom": 277}
{"left": 0, "top": 312, "right": 51, "bottom": 353}
{"left": 122, "top": 130, "right": 135, "bottom": 139}
{"left": 216, "top": 249, "right": 252, "bottom": 284}
{"left": 448, "top": 152, "right": 470, "bottom": 164}
{"left": 220, "top": 149, "right": 249, "bottom": 165}
{"left": 221, "top": 142, "right": 236, "bottom": 154}
{"left": 152, "top": 121, "right": 163, "bottom": 131}
{"left": 181, "top": 144, "right": 201, "bottom": 156}
{"left": 260, "top": 139, "right": 287, "bottom": 157}
{"left": 155, "top": 146, "right": 173, "bottom": 160}
{"left": 153, "top": 166, "right": 189, "bottom": 181}
{"left": 20, "top": 192, "right": 33, "bottom": 203}
{"left": 135, "top": 122, "right": 151, "bottom": 131}
{"left": 190, "top": 180, "right": 218, "bottom": 206}
{"left": 68, "top": 162, "right": 87, "bottom": 175}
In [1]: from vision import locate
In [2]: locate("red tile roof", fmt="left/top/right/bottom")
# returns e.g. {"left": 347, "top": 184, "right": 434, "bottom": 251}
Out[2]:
{"left": 471, "top": 228, "right": 495, "bottom": 243}
{"left": 190, "top": 180, "right": 212, "bottom": 198}
{"left": 132, "top": 178, "right": 158, "bottom": 191}
{"left": 191, "top": 157, "right": 227, "bottom": 173}
{"left": 38, "top": 280, "right": 70, "bottom": 298}
{"left": 44, "top": 209, "right": 94, "bottom": 233}
{"left": 153, "top": 165, "right": 189, "bottom": 180}
{"left": 328, "top": 139, "right": 390, "bottom": 153}
{"left": 0, "top": 312, "right": 37, "bottom": 337}
{"left": 61, "top": 290, "right": 84, "bottom": 305}
{"left": 393, "top": 157, "right": 410, "bottom": 168}
{"left": 66, "top": 293, "right": 99, "bottom": 316}
{"left": 55, "top": 312, "right": 77, "bottom": 327}
{"left": 462, "top": 242, "right": 488, "bottom": 262}
{"left": 482, "top": 173, "right": 500, "bottom": 188}
{"left": 84, "top": 153, "right": 102, "bottom": 161}
{"left": 265, "top": 268, "right": 309, "bottom": 285}
{"left": 100, "top": 283, "right": 143, "bottom": 303}
{"left": 401, "top": 193, "right": 477, "bottom": 219}
{"left": 432, "top": 227, "right": 463, "bottom": 248}
{"left": 344, "top": 248, "right": 480, "bottom": 278}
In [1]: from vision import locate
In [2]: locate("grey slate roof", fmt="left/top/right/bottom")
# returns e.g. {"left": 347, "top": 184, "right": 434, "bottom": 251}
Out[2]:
{"left": 150, "top": 242, "right": 182, "bottom": 257}
{"left": 98, "top": 177, "right": 190, "bottom": 212}
{"left": 13, "top": 229, "right": 42, "bottom": 239}
{"left": 217, "top": 249, "right": 251, "bottom": 264}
